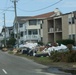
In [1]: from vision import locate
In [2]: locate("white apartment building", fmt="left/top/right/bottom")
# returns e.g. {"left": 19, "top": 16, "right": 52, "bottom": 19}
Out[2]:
{"left": 13, "top": 16, "right": 43, "bottom": 44}
{"left": 19, "top": 19, "right": 43, "bottom": 43}
{"left": 13, "top": 8, "right": 61, "bottom": 44}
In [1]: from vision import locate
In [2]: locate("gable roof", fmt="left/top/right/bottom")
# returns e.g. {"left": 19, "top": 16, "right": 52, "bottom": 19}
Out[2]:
{"left": 21, "top": 11, "right": 55, "bottom": 21}
{"left": 32, "top": 11, "right": 55, "bottom": 19}
{"left": 14, "top": 16, "right": 31, "bottom": 23}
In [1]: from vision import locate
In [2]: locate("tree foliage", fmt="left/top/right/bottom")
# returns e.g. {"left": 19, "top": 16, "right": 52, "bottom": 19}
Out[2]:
{"left": 7, "top": 37, "right": 16, "bottom": 47}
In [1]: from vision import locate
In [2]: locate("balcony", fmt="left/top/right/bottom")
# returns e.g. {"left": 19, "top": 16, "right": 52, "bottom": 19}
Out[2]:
{"left": 55, "top": 28, "right": 62, "bottom": 32}
{"left": 24, "top": 35, "right": 41, "bottom": 41}
{"left": 48, "top": 27, "right": 62, "bottom": 33}
{"left": 48, "top": 28, "right": 54, "bottom": 33}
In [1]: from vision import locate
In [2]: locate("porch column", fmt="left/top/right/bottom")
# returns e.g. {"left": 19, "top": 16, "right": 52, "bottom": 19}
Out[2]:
{"left": 38, "top": 29, "right": 40, "bottom": 42}
{"left": 54, "top": 18, "right": 56, "bottom": 43}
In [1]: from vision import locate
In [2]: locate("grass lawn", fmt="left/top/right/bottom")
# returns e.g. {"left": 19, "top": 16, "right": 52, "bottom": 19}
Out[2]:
{"left": 8, "top": 51, "right": 76, "bottom": 69}
{"left": 16, "top": 53, "right": 53, "bottom": 65}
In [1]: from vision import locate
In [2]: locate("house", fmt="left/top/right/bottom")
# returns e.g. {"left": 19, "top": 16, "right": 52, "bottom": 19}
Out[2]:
{"left": 42, "top": 10, "right": 76, "bottom": 44}
{"left": 13, "top": 8, "right": 76, "bottom": 45}
{"left": 1, "top": 26, "right": 13, "bottom": 40}
{"left": 22, "top": 11, "right": 55, "bottom": 43}
{"left": 13, "top": 8, "right": 62, "bottom": 44}
{"left": 13, "top": 16, "right": 32, "bottom": 44}
{"left": 0, "top": 33, "right": 3, "bottom": 47}
{"left": 13, "top": 12, "right": 56, "bottom": 44}
{"left": 1, "top": 26, "right": 13, "bottom": 47}
{"left": 13, "top": 16, "right": 44, "bottom": 44}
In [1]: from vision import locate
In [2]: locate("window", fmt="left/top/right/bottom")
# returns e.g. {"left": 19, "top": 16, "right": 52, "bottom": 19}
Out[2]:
{"left": 21, "top": 31, "right": 23, "bottom": 37}
{"left": 73, "top": 34, "right": 75, "bottom": 41}
{"left": 68, "top": 18, "right": 71, "bottom": 24}
{"left": 33, "top": 29, "right": 38, "bottom": 34}
{"left": 72, "top": 17, "right": 75, "bottom": 24}
{"left": 25, "top": 31, "right": 27, "bottom": 35}
{"left": 69, "top": 34, "right": 75, "bottom": 40}
{"left": 40, "top": 24, "right": 42, "bottom": 29}
{"left": 19, "top": 23, "right": 23, "bottom": 27}
{"left": 28, "top": 29, "right": 38, "bottom": 35}
{"left": 68, "top": 17, "right": 75, "bottom": 24}
{"left": 21, "top": 40, "right": 23, "bottom": 44}
{"left": 29, "top": 19, "right": 37, "bottom": 25}
{"left": 69, "top": 35, "right": 71, "bottom": 39}
{"left": 28, "top": 30, "right": 32, "bottom": 35}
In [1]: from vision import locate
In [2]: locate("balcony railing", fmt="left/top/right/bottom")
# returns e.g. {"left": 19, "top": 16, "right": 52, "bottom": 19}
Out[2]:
{"left": 48, "top": 28, "right": 54, "bottom": 33}
{"left": 55, "top": 28, "right": 62, "bottom": 32}
{"left": 24, "top": 35, "right": 41, "bottom": 41}
{"left": 48, "top": 27, "right": 62, "bottom": 33}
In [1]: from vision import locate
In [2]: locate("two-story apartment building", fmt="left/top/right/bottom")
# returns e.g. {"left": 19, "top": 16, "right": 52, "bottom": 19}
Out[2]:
{"left": 43, "top": 10, "right": 76, "bottom": 44}
{"left": 13, "top": 16, "right": 31, "bottom": 44}
{"left": 13, "top": 11, "right": 55, "bottom": 44}
{"left": 13, "top": 8, "right": 76, "bottom": 45}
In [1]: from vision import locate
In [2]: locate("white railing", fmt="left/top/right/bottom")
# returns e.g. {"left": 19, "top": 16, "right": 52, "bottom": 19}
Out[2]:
{"left": 24, "top": 35, "right": 41, "bottom": 40}
{"left": 49, "top": 28, "right": 54, "bottom": 33}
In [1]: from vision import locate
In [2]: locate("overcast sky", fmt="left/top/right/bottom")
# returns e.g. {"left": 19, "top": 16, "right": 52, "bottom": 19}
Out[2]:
{"left": 0, "top": 0, "right": 76, "bottom": 32}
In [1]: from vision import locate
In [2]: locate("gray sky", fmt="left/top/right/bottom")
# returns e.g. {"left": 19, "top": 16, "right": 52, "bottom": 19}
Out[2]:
{"left": 0, "top": 0, "right": 76, "bottom": 32}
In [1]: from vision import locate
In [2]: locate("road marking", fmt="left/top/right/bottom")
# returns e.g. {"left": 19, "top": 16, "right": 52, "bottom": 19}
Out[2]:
{"left": 2, "top": 69, "right": 7, "bottom": 74}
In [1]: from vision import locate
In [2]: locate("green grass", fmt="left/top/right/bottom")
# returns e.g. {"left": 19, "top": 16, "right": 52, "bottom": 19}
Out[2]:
{"left": 8, "top": 51, "right": 76, "bottom": 68}
{"left": 16, "top": 53, "right": 52, "bottom": 65}
{"left": 8, "top": 51, "right": 13, "bottom": 54}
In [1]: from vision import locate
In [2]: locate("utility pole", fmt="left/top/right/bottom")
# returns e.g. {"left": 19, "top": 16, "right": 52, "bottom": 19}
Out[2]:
{"left": 11, "top": 0, "right": 19, "bottom": 48}
{"left": 4, "top": 13, "right": 6, "bottom": 47}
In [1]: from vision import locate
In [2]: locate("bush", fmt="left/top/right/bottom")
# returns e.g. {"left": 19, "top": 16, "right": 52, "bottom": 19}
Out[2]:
{"left": 50, "top": 50, "right": 76, "bottom": 62}
{"left": 38, "top": 41, "right": 44, "bottom": 46}
{"left": 67, "top": 50, "right": 76, "bottom": 62}
{"left": 50, "top": 51, "right": 62, "bottom": 62}
{"left": 67, "top": 44, "right": 72, "bottom": 51}
{"left": 7, "top": 37, "right": 16, "bottom": 47}
{"left": 57, "top": 39, "right": 74, "bottom": 45}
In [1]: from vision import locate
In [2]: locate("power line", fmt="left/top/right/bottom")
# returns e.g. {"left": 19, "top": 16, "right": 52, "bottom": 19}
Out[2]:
{"left": 0, "top": 6, "right": 14, "bottom": 14}
{"left": 0, "top": 9, "right": 14, "bottom": 11}
{"left": 17, "top": 0, "right": 63, "bottom": 12}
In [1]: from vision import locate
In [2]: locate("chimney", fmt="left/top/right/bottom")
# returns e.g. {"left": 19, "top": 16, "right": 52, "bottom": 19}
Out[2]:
{"left": 54, "top": 8, "right": 61, "bottom": 16}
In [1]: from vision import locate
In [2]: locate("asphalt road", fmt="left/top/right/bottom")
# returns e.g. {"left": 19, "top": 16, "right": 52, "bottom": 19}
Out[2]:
{"left": 0, "top": 50, "right": 56, "bottom": 75}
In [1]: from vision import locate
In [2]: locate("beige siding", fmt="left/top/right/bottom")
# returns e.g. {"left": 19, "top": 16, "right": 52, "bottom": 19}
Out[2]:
{"left": 41, "top": 29, "right": 43, "bottom": 37}
{"left": 62, "top": 15, "right": 69, "bottom": 39}
{"left": 42, "top": 20, "right": 48, "bottom": 44}
{"left": 69, "top": 24, "right": 76, "bottom": 34}
{"left": 27, "top": 25, "right": 40, "bottom": 29}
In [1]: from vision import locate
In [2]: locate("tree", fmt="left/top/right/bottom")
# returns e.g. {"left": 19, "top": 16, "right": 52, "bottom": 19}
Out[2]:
{"left": 7, "top": 37, "right": 16, "bottom": 47}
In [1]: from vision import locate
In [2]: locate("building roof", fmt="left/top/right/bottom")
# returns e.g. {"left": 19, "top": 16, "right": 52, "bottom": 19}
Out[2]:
{"left": 22, "top": 12, "right": 55, "bottom": 21}
{"left": 14, "top": 8, "right": 64, "bottom": 23}
{"left": 31, "top": 11, "right": 55, "bottom": 19}
{"left": 16, "top": 16, "right": 32, "bottom": 23}
{"left": 1, "top": 26, "right": 13, "bottom": 32}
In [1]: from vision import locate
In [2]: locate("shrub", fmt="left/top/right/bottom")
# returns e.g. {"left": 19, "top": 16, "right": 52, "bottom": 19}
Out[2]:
{"left": 50, "top": 50, "right": 76, "bottom": 62}
{"left": 7, "top": 37, "right": 16, "bottom": 47}
{"left": 38, "top": 41, "right": 44, "bottom": 46}
{"left": 67, "top": 50, "right": 76, "bottom": 62}
{"left": 50, "top": 51, "right": 62, "bottom": 62}
{"left": 57, "top": 39, "right": 74, "bottom": 45}
{"left": 67, "top": 44, "right": 72, "bottom": 51}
